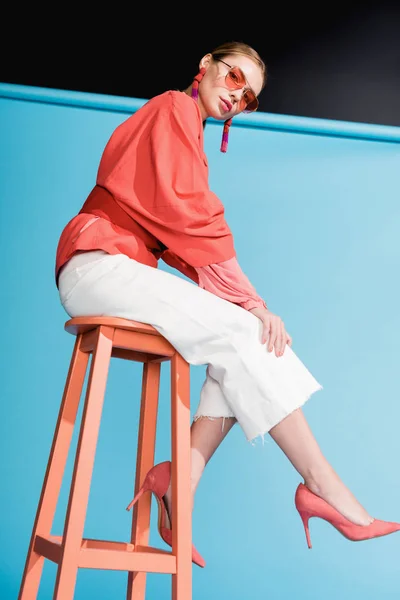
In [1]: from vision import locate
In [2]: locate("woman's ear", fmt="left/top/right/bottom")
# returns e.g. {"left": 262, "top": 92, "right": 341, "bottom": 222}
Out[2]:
{"left": 199, "top": 53, "right": 213, "bottom": 71}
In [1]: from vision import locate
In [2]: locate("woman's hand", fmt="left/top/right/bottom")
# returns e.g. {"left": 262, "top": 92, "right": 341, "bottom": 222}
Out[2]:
{"left": 249, "top": 306, "right": 292, "bottom": 357}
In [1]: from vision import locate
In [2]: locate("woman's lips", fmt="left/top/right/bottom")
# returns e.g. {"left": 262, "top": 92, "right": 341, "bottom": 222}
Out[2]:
{"left": 220, "top": 97, "right": 232, "bottom": 112}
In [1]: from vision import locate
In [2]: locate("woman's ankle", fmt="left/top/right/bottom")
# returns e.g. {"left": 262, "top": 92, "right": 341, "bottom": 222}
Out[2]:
{"left": 303, "top": 463, "right": 338, "bottom": 496}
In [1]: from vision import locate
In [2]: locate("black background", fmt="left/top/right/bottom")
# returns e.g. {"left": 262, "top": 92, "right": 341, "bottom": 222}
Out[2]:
{"left": 2, "top": 2, "right": 400, "bottom": 126}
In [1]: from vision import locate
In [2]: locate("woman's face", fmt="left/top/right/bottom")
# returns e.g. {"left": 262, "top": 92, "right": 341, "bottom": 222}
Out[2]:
{"left": 197, "top": 53, "right": 264, "bottom": 121}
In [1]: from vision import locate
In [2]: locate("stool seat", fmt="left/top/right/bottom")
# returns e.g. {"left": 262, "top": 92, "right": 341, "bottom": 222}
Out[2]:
{"left": 18, "top": 315, "right": 194, "bottom": 599}
{"left": 64, "top": 315, "right": 163, "bottom": 337}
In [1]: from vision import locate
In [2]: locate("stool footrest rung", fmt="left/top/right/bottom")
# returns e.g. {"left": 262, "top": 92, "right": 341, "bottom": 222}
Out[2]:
{"left": 111, "top": 347, "right": 169, "bottom": 363}
{"left": 34, "top": 534, "right": 177, "bottom": 573}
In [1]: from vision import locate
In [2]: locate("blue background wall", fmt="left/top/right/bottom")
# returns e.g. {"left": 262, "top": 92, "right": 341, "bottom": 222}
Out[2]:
{"left": 1, "top": 84, "right": 400, "bottom": 599}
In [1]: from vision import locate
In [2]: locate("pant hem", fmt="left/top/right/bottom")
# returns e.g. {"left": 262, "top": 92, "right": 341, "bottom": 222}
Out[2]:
{"left": 192, "top": 414, "right": 236, "bottom": 433}
{"left": 245, "top": 384, "right": 323, "bottom": 447}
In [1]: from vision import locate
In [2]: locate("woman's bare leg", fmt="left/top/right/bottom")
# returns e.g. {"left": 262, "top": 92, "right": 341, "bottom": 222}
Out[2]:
{"left": 163, "top": 407, "right": 374, "bottom": 529}
{"left": 163, "top": 416, "right": 237, "bottom": 528}
{"left": 269, "top": 407, "right": 374, "bottom": 526}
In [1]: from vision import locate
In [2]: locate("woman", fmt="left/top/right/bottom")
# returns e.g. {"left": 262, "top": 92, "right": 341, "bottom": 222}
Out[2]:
{"left": 55, "top": 41, "right": 400, "bottom": 567}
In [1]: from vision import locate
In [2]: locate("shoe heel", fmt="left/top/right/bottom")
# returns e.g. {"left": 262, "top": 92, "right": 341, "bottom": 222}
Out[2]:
{"left": 126, "top": 483, "right": 149, "bottom": 512}
{"left": 298, "top": 510, "right": 312, "bottom": 549}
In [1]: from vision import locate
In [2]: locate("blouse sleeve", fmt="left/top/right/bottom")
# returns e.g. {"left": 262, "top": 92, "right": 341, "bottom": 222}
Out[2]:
{"left": 194, "top": 257, "right": 268, "bottom": 311}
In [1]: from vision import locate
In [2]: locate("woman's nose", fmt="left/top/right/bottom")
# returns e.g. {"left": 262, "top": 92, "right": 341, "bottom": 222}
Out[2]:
{"left": 229, "top": 89, "right": 243, "bottom": 104}
{"left": 229, "top": 89, "right": 246, "bottom": 107}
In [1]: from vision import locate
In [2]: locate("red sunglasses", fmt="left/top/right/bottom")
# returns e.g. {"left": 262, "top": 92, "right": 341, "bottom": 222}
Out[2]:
{"left": 216, "top": 59, "right": 259, "bottom": 113}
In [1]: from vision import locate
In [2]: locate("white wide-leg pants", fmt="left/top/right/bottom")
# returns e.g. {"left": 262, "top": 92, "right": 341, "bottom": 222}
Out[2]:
{"left": 58, "top": 250, "right": 323, "bottom": 446}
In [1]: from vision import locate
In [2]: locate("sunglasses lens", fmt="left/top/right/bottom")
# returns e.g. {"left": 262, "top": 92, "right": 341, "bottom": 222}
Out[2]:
{"left": 242, "top": 91, "right": 258, "bottom": 113}
{"left": 226, "top": 67, "right": 246, "bottom": 89}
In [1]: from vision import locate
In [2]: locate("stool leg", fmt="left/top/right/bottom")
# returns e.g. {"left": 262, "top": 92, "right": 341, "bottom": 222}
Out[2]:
{"left": 127, "top": 361, "right": 161, "bottom": 600}
{"left": 18, "top": 335, "right": 90, "bottom": 600}
{"left": 53, "top": 325, "right": 114, "bottom": 599}
{"left": 170, "top": 353, "right": 192, "bottom": 600}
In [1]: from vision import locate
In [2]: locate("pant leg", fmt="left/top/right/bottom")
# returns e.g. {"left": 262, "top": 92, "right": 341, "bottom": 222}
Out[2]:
{"left": 58, "top": 251, "right": 323, "bottom": 446}
{"left": 59, "top": 252, "right": 237, "bottom": 434}
{"left": 193, "top": 365, "right": 237, "bottom": 434}
{"left": 58, "top": 250, "right": 236, "bottom": 432}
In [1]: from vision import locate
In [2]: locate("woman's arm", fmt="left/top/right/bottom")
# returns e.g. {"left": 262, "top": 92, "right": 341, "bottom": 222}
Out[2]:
{"left": 194, "top": 256, "right": 267, "bottom": 310}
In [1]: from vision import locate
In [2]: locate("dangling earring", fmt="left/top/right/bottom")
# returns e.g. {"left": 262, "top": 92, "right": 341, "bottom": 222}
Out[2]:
{"left": 191, "top": 67, "right": 232, "bottom": 153}
{"left": 220, "top": 118, "right": 232, "bottom": 153}
{"left": 191, "top": 67, "right": 206, "bottom": 101}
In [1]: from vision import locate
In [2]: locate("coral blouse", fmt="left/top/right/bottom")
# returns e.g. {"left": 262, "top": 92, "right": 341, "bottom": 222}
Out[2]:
{"left": 55, "top": 90, "right": 267, "bottom": 311}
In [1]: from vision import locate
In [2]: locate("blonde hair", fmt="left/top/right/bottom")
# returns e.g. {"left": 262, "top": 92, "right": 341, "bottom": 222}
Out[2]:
{"left": 210, "top": 40, "right": 267, "bottom": 91}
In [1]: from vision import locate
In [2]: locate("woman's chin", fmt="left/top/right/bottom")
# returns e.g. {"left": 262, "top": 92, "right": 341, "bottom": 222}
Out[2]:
{"left": 211, "top": 111, "right": 230, "bottom": 122}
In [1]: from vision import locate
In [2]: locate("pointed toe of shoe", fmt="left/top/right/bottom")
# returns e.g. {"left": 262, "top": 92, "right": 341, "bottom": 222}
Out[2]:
{"left": 339, "top": 518, "right": 400, "bottom": 542}
{"left": 372, "top": 519, "right": 400, "bottom": 537}
{"left": 161, "top": 526, "right": 206, "bottom": 568}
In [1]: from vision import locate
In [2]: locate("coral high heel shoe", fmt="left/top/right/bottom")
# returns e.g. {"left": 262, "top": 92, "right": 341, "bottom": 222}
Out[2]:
{"left": 295, "top": 482, "right": 400, "bottom": 549}
{"left": 126, "top": 460, "right": 206, "bottom": 568}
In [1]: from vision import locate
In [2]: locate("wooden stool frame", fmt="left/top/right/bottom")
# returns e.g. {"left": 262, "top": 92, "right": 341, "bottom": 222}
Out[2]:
{"left": 18, "top": 316, "right": 193, "bottom": 599}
